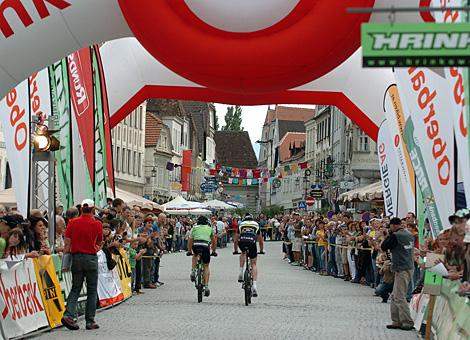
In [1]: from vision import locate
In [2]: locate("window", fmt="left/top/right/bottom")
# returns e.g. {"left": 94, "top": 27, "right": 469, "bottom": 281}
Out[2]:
{"left": 127, "top": 150, "right": 131, "bottom": 173}
{"left": 138, "top": 153, "right": 142, "bottom": 177}
{"left": 122, "top": 148, "right": 126, "bottom": 173}
{"left": 123, "top": 127, "right": 126, "bottom": 142}
{"left": 117, "top": 126, "right": 121, "bottom": 140}
{"left": 133, "top": 151, "right": 137, "bottom": 176}
{"left": 139, "top": 109, "right": 143, "bottom": 129}
{"left": 128, "top": 130, "right": 132, "bottom": 144}
{"left": 359, "top": 135, "right": 369, "bottom": 152}
{"left": 130, "top": 112, "right": 134, "bottom": 128}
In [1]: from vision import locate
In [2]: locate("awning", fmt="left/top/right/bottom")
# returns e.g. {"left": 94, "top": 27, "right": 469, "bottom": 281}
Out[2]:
{"left": 0, "top": 188, "right": 17, "bottom": 208}
{"left": 107, "top": 187, "right": 163, "bottom": 212}
{"left": 166, "top": 208, "right": 212, "bottom": 216}
{"left": 339, "top": 181, "right": 383, "bottom": 202}
{"left": 203, "top": 199, "right": 235, "bottom": 210}
{"left": 162, "top": 195, "right": 205, "bottom": 211}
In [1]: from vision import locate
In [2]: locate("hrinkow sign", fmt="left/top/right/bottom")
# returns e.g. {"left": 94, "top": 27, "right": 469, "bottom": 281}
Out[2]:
{"left": 362, "top": 23, "right": 470, "bottom": 67}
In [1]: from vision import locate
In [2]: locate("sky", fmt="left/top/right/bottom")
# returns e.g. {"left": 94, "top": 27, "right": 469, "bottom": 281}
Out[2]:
{"left": 214, "top": 104, "right": 315, "bottom": 158}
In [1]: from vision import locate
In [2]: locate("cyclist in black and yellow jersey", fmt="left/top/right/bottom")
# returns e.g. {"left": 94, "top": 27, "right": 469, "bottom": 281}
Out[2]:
{"left": 237, "top": 214, "right": 264, "bottom": 297}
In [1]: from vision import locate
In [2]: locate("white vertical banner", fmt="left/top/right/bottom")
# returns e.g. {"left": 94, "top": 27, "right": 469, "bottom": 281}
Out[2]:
{"left": 71, "top": 110, "right": 89, "bottom": 205}
{"left": 0, "top": 80, "right": 31, "bottom": 216}
{"left": 383, "top": 85, "right": 416, "bottom": 214}
{"left": 29, "top": 69, "right": 53, "bottom": 207}
{"left": 395, "top": 67, "right": 455, "bottom": 229}
{"left": 377, "top": 120, "right": 400, "bottom": 217}
{"left": 433, "top": 0, "right": 470, "bottom": 207}
{"left": 96, "top": 250, "right": 124, "bottom": 307}
{"left": 0, "top": 259, "right": 49, "bottom": 339}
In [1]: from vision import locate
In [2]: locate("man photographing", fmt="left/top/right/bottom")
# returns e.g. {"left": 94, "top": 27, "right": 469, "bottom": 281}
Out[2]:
{"left": 380, "top": 217, "right": 415, "bottom": 331}
{"left": 62, "top": 199, "right": 103, "bottom": 331}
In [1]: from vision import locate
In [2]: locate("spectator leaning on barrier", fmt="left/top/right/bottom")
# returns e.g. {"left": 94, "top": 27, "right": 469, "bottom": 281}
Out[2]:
{"left": 381, "top": 217, "right": 415, "bottom": 331}
{"left": 62, "top": 199, "right": 103, "bottom": 331}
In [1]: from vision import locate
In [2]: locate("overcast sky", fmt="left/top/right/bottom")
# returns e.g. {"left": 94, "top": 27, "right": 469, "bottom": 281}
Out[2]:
{"left": 214, "top": 104, "right": 315, "bottom": 158}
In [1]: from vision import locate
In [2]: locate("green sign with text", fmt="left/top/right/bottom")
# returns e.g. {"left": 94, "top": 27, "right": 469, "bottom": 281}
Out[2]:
{"left": 362, "top": 23, "right": 470, "bottom": 67}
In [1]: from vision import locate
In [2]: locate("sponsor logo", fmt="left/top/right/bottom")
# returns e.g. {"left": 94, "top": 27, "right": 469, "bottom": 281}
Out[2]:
{"left": 378, "top": 141, "right": 394, "bottom": 217}
{"left": 6, "top": 87, "right": 28, "bottom": 151}
{"left": 0, "top": 0, "right": 71, "bottom": 39}
{"left": 369, "top": 31, "right": 470, "bottom": 51}
{"left": 394, "top": 134, "right": 400, "bottom": 147}
{"left": 0, "top": 267, "right": 45, "bottom": 320}
{"left": 67, "top": 52, "right": 90, "bottom": 117}
{"left": 29, "top": 72, "right": 47, "bottom": 126}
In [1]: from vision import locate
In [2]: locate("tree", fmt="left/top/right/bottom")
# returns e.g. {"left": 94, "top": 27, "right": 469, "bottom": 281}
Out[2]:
{"left": 222, "top": 105, "right": 243, "bottom": 131}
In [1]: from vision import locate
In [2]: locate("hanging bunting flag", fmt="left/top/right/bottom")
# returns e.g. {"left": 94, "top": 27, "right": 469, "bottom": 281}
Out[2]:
{"left": 247, "top": 169, "right": 253, "bottom": 178}
{"left": 228, "top": 178, "right": 233, "bottom": 184}
{"left": 247, "top": 179, "right": 252, "bottom": 185}
{"left": 291, "top": 164, "right": 299, "bottom": 172}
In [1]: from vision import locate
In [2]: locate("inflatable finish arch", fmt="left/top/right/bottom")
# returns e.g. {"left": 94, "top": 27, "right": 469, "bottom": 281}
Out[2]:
{"left": 0, "top": 0, "right": 427, "bottom": 140}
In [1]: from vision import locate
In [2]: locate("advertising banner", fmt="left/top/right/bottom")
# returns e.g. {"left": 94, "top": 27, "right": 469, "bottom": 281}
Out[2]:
{"left": 433, "top": 0, "right": 470, "bottom": 207}
{"left": 0, "top": 259, "right": 48, "bottom": 339}
{"left": 0, "top": 80, "right": 30, "bottom": 216}
{"left": 97, "top": 250, "right": 124, "bottom": 307}
{"left": 94, "top": 46, "right": 116, "bottom": 197}
{"left": 383, "top": 85, "right": 416, "bottom": 213}
{"left": 33, "top": 256, "right": 65, "bottom": 329}
{"left": 409, "top": 293, "right": 430, "bottom": 331}
{"left": 396, "top": 67, "right": 455, "bottom": 233}
{"left": 92, "top": 49, "right": 108, "bottom": 209}
{"left": 114, "top": 248, "right": 132, "bottom": 300}
{"left": 377, "top": 120, "right": 400, "bottom": 217}
{"left": 182, "top": 150, "right": 192, "bottom": 192}
{"left": 50, "top": 59, "right": 74, "bottom": 208}
{"left": 68, "top": 48, "right": 95, "bottom": 189}
{"left": 404, "top": 119, "right": 443, "bottom": 238}
{"left": 362, "top": 22, "right": 470, "bottom": 67}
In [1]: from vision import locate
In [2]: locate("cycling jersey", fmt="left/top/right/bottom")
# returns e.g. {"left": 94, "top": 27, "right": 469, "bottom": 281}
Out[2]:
{"left": 190, "top": 224, "right": 214, "bottom": 243}
{"left": 238, "top": 220, "right": 260, "bottom": 244}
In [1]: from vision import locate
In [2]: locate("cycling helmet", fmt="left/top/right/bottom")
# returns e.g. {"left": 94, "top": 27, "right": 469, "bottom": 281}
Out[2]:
{"left": 243, "top": 213, "right": 254, "bottom": 221}
{"left": 197, "top": 215, "right": 209, "bottom": 225}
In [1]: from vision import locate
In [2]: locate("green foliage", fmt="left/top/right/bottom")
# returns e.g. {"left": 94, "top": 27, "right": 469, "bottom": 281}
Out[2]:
{"left": 261, "top": 205, "right": 284, "bottom": 218}
{"left": 222, "top": 105, "right": 243, "bottom": 131}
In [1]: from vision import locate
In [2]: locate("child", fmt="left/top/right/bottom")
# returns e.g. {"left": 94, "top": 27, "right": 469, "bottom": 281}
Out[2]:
{"left": 128, "top": 239, "right": 145, "bottom": 294}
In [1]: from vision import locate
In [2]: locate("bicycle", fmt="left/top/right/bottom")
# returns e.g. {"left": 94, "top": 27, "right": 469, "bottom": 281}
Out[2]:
{"left": 237, "top": 248, "right": 264, "bottom": 306}
{"left": 187, "top": 250, "right": 217, "bottom": 303}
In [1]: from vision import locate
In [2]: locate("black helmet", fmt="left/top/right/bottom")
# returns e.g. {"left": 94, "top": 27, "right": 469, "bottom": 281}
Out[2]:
{"left": 243, "top": 213, "right": 254, "bottom": 221}
{"left": 197, "top": 216, "right": 209, "bottom": 225}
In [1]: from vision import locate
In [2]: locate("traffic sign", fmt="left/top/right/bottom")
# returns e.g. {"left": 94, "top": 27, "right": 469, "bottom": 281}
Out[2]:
{"left": 305, "top": 197, "right": 315, "bottom": 207}
{"left": 311, "top": 189, "right": 323, "bottom": 199}
{"left": 311, "top": 184, "right": 322, "bottom": 190}
{"left": 298, "top": 201, "right": 307, "bottom": 210}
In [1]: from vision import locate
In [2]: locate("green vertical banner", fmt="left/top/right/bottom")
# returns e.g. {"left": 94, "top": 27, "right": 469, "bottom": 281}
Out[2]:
{"left": 417, "top": 185, "right": 425, "bottom": 247}
{"left": 403, "top": 118, "right": 443, "bottom": 238}
{"left": 50, "top": 60, "right": 74, "bottom": 208}
{"left": 92, "top": 48, "right": 108, "bottom": 208}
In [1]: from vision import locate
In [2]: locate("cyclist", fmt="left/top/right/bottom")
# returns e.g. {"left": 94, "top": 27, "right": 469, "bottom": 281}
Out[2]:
{"left": 187, "top": 216, "right": 217, "bottom": 297}
{"left": 237, "top": 213, "right": 264, "bottom": 297}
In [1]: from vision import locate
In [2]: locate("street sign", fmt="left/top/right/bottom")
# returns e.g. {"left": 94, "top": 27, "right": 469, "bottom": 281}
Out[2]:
{"left": 305, "top": 197, "right": 315, "bottom": 207}
{"left": 311, "top": 184, "right": 322, "bottom": 190}
{"left": 362, "top": 23, "right": 470, "bottom": 67}
{"left": 311, "top": 189, "right": 323, "bottom": 199}
{"left": 298, "top": 201, "right": 307, "bottom": 210}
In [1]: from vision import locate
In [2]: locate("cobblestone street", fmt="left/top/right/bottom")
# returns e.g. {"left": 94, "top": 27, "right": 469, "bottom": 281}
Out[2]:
{"left": 35, "top": 242, "right": 418, "bottom": 340}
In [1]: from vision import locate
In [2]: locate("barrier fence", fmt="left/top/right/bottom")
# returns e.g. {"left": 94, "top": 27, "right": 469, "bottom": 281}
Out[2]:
{"left": 0, "top": 249, "right": 132, "bottom": 340}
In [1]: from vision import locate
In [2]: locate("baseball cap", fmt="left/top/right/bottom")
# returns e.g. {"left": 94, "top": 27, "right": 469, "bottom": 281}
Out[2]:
{"left": 81, "top": 199, "right": 95, "bottom": 208}
{"left": 448, "top": 208, "right": 470, "bottom": 224}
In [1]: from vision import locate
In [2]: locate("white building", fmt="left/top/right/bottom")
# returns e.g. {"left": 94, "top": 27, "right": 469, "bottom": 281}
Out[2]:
{"left": 111, "top": 102, "right": 146, "bottom": 196}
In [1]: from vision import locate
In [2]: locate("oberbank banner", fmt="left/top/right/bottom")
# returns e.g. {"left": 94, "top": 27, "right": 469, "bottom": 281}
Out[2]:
{"left": 396, "top": 66, "right": 455, "bottom": 235}
{"left": 0, "top": 259, "right": 48, "bottom": 339}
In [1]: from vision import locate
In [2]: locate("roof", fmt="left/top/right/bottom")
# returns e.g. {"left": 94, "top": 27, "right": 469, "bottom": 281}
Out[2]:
{"left": 279, "top": 132, "right": 306, "bottom": 162}
{"left": 214, "top": 131, "right": 257, "bottom": 168}
{"left": 146, "top": 99, "right": 186, "bottom": 117}
{"left": 278, "top": 120, "right": 306, "bottom": 140}
{"left": 264, "top": 105, "right": 315, "bottom": 125}
{"left": 181, "top": 101, "right": 210, "bottom": 153}
{"left": 145, "top": 112, "right": 163, "bottom": 147}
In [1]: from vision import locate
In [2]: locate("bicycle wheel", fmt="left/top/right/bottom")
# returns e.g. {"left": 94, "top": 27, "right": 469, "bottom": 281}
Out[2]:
{"left": 197, "top": 263, "right": 203, "bottom": 303}
{"left": 244, "top": 267, "right": 251, "bottom": 306}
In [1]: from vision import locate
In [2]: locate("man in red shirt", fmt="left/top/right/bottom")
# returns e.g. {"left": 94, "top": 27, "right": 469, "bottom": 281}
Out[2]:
{"left": 61, "top": 199, "right": 103, "bottom": 331}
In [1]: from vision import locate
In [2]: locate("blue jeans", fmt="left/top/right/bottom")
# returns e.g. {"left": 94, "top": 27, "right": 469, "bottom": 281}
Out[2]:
{"left": 316, "top": 246, "right": 325, "bottom": 271}
{"left": 65, "top": 253, "right": 98, "bottom": 323}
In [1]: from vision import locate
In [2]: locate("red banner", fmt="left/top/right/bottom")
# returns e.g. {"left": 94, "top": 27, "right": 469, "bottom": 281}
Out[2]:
{"left": 68, "top": 47, "right": 95, "bottom": 186}
{"left": 182, "top": 150, "right": 192, "bottom": 192}
{"left": 94, "top": 46, "right": 115, "bottom": 196}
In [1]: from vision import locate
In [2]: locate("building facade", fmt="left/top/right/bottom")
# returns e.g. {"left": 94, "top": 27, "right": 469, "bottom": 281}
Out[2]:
{"left": 111, "top": 102, "right": 146, "bottom": 196}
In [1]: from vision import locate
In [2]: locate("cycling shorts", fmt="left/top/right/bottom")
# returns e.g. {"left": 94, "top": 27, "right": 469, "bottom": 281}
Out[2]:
{"left": 192, "top": 241, "right": 211, "bottom": 264}
{"left": 239, "top": 240, "right": 257, "bottom": 259}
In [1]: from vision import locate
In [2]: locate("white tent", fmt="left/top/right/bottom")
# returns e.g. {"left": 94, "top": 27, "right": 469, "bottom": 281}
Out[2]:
{"left": 166, "top": 208, "right": 212, "bottom": 216}
{"left": 203, "top": 199, "right": 235, "bottom": 210}
{"left": 106, "top": 187, "right": 163, "bottom": 211}
{"left": 0, "top": 188, "right": 17, "bottom": 209}
{"left": 338, "top": 182, "right": 383, "bottom": 202}
{"left": 162, "top": 196, "right": 205, "bottom": 211}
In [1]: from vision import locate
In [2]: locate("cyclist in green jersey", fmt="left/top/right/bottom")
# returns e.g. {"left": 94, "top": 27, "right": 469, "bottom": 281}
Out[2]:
{"left": 187, "top": 216, "right": 217, "bottom": 296}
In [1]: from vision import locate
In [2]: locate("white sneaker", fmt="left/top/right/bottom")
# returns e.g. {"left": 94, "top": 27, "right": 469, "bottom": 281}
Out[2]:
{"left": 252, "top": 287, "right": 258, "bottom": 297}
{"left": 238, "top": 272, "right": 243, "bottom": 282}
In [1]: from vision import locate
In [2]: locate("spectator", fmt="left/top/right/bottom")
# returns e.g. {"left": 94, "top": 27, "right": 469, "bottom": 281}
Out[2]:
{"left": 62, "top": 199, "right": 103, "bottom": 331}
{"left": 27, "top": 215, "right": 51, "bottom": 255}
{"left": 65, "top": 206, "right": 79, "bottom": 224}
{"left": 55, "top": 215, "right": 66, "bottom": 255}
{"left": 128, "top": 239, "right": 145, "bottom": 295}
{"left": 3, "top": 228, "right": 40, "bottom": 259}
{"left": 381, "top": 217, "right": 415, "bottom": 331}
